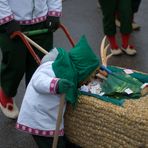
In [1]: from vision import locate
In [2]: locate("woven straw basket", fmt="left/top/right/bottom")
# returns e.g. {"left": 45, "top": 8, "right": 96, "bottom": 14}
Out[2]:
{"left": 64, "top": 36, "right": 148, "bottom": 148}
{"left": 65, "top": 95, "right": 148, "bottom": 148}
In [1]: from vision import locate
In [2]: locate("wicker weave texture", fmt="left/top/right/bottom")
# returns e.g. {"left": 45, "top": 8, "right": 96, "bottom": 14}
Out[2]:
{"left": 65, "top": 95, "right": 148, "bottom": 148}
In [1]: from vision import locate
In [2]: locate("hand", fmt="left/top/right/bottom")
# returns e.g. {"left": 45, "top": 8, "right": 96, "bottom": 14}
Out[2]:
{"left": 46, "top": 16, "right": 60, "bottom": 32}
{"left": 57, "top": 79, "right": 74, "bottom": 94}
{"left": 5, "top": 20, "right": 21, "bottom": 36}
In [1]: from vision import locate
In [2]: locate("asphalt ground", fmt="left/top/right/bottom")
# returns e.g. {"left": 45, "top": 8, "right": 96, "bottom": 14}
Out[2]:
{"left": 0, "top": 0, "right": 148, "bottom": 147}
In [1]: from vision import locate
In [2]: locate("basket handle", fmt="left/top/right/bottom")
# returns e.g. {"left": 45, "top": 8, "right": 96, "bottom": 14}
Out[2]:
{"left": 11, "top": 31, "right": 41, "bottom": 64}
{"left": 23, "top": 34, "right": 49, "bottom": 55}
{"left": 100, "top": 36, "right": 112, "bottom": 66}
{"left": 23, "top": 24, "right": 75, "bottom": 47}
{"left": 11, "top": 24, "right": 75, "bottom": 64}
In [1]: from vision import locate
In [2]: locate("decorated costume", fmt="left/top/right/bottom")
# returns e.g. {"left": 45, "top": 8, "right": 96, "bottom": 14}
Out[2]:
{"left": 0, "top": 0, "right": 62, "bottom": 119}
{"left": 16, "top": 36, "right": 100, "bottom": 148}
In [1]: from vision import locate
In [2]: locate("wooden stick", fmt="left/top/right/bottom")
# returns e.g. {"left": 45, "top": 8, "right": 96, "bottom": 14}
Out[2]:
{"left": 52, "top": 94, "right": 65, "bottom": 148}
{"left": 23, "top": 34, "right": 48, "bottom": 55}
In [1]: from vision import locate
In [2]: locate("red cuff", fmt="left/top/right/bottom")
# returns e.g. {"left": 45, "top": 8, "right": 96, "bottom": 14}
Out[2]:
{"left": 49, "top": 78, "right": 59, "bottom": 94}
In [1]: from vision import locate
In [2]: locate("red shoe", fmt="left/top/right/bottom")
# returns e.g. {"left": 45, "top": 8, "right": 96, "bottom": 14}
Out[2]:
{"left": 0, "top": 88, "right": 19, "bottom": 119}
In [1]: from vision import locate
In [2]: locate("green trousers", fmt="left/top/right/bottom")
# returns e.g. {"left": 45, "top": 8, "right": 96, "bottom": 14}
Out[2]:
{"left": 32, "top": 135, "right": 81, "bottom": 148}
{"left": 32, "top": 135, "right": 65, "bottom": 148}
{"left": 98, "top": 0, "right": 133, "bottom": 35}
{"left": 0, "top": 22, "right": 53, "bottom": 97}
{"left": 132, "top": 0, "right": 141, "bottom": 13}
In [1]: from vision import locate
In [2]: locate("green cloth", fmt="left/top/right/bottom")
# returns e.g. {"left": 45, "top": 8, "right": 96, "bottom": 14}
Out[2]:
{"left": 86, "top": 66, "right": 147, "bottom": 107}
{"left": 52, "top": 36, "right": 100, "bottom": 105}
{"left": 108, "top": 66, "right": 148, "bottom": 83}
{"left": 101, "top": 71, "right": 143, "bottom": 99}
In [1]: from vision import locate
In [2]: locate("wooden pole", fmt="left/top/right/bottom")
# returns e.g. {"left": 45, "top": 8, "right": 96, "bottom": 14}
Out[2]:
{"left": 52, "top": 94, "right": 65, "bottom": 148}
{"left": 23, "top": 34, "right": 48, "bottom": 55}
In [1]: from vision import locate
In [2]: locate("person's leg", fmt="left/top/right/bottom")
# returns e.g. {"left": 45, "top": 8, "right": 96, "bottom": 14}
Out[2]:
{"left": 32, "top": 135, "right": 65, "bottom": 148}
{"left": 131, "top": 0, "right": 142, "bottom": 30}
{"left": 98, "top": 0, "right": 122, "bottom": 55}
{"left": 0, "top": 30, "right": 27, "bottom": 118}
{"left": 98, "top": 0, "right": 117, "bottom": 36}
{"left": 132, "top": 0, "right": 142, "bottom": 13}
{"left": 21, "top": 23, "right": 53, "bottom": 86}
{"left": 32, "top": 135, "right": 53, "bottom": 148}
{"left": 25, "top": 32, "right": 53, "bottom": 85}
{"left": 118, "top": 0, "right": 136, "bottom": 55}
{"left": 0, "top": 35, "right": 26, "bottom": 97}
{"left": 118, "top": 0, "right": 133, "bottom": 35}
{"left": 116, "top": 0, "right": 141, "bottom": 30}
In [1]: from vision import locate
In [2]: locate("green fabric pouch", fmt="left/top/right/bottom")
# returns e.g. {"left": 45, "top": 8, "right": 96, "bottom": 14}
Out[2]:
{"left": 69, "top": 35, "right": 100, "bottom": 83}
{"left": 101, "top": 72, "right": 143, "bottom": 99}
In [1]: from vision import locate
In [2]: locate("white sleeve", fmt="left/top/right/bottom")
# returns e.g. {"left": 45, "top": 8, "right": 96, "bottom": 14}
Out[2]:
{"left": 0, "top": 0, "right": 14, "bottom": 25}
{"left": 32, "top": 65, "right": 59, "bottom": 94}
{"left": 47, "top": 0, "right": 62, "bottom": 17}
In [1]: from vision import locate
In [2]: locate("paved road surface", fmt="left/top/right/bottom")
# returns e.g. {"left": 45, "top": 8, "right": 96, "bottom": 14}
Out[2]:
{"left": 0, "top": 0, "right": 147, "bottom": 147}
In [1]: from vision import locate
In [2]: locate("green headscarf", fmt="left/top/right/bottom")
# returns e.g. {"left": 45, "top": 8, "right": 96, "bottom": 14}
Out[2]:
{"left": 52, "top": 36, "right": 100, "bottom": 105}
{"left": 69, "top": 35, "right": 100, "bottom": 83}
